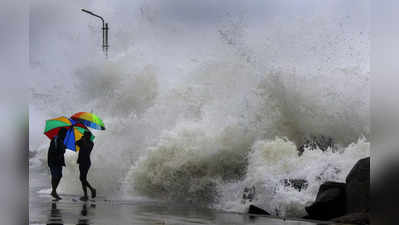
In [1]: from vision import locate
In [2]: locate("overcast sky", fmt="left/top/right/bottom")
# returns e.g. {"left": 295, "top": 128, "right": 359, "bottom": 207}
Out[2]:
{"left": 29, "top": 0, "right": 369, "bottom": 65}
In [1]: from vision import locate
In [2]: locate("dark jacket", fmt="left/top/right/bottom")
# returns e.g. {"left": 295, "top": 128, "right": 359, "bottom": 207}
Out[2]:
{"left": 48, "top": 136, "right": 66, "bottom": 167}
{"left": 76, "top": 138, "right": 93, "bottom": 167}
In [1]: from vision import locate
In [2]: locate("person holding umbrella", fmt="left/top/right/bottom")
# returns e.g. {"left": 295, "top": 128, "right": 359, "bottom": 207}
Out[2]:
{"left": 70, "top": 112, "right": 105, "bottom": 201}
{"left": 48, "top": 127, "right": 67, "bottom": 200}
{"left": 76, "top": 131, "right": 96, "bottom": 201}
{"left": 44, "top": 113, "right": 105, "bottom": 201}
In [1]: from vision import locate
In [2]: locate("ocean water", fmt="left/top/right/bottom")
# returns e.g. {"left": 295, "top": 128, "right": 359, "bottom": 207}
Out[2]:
{"left": 30, "top": 0, "right": 369, "bottom": 224}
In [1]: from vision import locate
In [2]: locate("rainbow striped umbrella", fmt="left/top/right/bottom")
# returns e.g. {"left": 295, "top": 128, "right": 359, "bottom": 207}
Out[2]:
{"left": 71, "top": 112, "right": 105, "bottom": 130}
{"left": 44, "top": 116, "right": 94, "bottom": 152}
{"left": 44, "top": 116, "right": 75, "bottom": 139}
{"left": 64, "top": 125, "right": 95, "bottom": 152}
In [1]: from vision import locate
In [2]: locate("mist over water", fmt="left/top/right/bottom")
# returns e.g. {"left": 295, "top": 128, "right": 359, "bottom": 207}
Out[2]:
{"left": 30, "top": 0, "right": 369, "bottom": 217}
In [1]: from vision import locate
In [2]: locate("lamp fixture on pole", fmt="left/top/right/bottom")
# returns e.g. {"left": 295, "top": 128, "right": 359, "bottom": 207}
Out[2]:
{"left": 81, "top": 9, "right": 109, "bottom": 58}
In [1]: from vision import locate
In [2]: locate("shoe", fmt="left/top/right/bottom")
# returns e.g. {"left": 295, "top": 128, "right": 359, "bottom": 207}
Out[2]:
{"left": 91, "top": 188, "right": 96, "bottom": 199}
{"left": 51, "top": 191, "right": 62, "bottom": 200}
{"left": 80, "top": 196, "right": 88, "bottom": 201}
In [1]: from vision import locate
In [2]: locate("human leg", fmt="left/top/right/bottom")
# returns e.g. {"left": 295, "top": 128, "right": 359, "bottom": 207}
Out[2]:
{"left": 85, "top": 165, "right": 96, "bottom": 198}
{"left": 49, "top": 166, "right": 62, "bottom": 200}
{"left": 80, "top": 164, "right": 96, "bottom": 198}
{"left": 79, "top": 164, "right": 89, "bottom": 201}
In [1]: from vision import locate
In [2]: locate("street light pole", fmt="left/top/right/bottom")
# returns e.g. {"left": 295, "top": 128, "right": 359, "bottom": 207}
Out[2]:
{"left": 81, "top": 9, "right": 109, "bottom": 58}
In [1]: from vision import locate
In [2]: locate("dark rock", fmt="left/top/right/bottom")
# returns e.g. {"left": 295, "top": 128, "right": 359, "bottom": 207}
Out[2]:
{"left": 346, "top": 157, "right": 370, "bottom": 213}
{"left": 373, "top": 159, "right": 399, "bottom": 225}
{"left": 242, "top": 186, "right": 256, "bottom": 202}
{"left": 304, "top": 157, "right": 370, "bottom": 222}
{"left": 298, "top": 135, "right": 335, "bottom": 155}
{"left": 282, "top": 179, "right": 308, "bottom": 191}
{"left": 305, "top": 181, "right": 346, "bottom": 220}
{"left": 332, "top": 212, "right": 369, "bottom": 225}
{"left": 248, "top": 204, "right": 270, "bottom": 215}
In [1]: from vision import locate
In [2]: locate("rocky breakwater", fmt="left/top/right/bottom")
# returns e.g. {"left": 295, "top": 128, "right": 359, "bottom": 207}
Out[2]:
{"left": 304, "top": 157, "right": 370, "bottom": 224}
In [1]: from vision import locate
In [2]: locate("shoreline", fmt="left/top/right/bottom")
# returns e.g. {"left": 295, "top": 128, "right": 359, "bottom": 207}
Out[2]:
{"left": 30, "top": 162, "right": 346, "bottom": 225}
{"left": 30, "top": 193, "right": 331, "bottom": 225}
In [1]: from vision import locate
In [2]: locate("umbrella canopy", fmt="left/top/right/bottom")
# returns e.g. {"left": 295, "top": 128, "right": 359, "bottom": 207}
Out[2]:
{"left": 44, "top": 116, "right": 94, "bottom": 152}
{"left": 44, "top": 116, "right": 75, "bottom": 139}
{"left": 64, "top": 125, "right": 95, "bottom": 152}
{"left": 71, "top": 112, "right": 106, "bottom": 130}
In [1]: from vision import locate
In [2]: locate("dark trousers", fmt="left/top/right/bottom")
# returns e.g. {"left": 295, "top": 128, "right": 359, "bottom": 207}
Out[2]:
{"left": 49, "top": 165, "right": 63, "bottom": 179}
{"left": 79, "top": 164, "right": 91, "bottom": 184}
{"left": 79, "top": 163, "right": 94, "bottom": 197}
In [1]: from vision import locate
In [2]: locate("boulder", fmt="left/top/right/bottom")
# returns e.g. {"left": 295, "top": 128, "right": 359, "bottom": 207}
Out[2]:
{"left": 282, "top": 179, "right": 308, "bottom": 191}
{"left": 304, "top": 157, "right": 370, "bottom": 222}
{"left": 242, "top": 186, "right": 256, "bottom": 202}
{"left": 305, "top": 181, "right": 346, "bottom": 220}
{"left": 346, "top": 157, "right": 370, "bottom": 213}
{"left": 248, "top": 204, "right": 270, "bottom": 215}
{"left": 373, "top": 160, "right": 399, "bottom": 225}
{"left": 298, "top": 135, "right": 335, "bottom": 155}
{"left": 332, "top": 212, "right": 369, "bottom": 225}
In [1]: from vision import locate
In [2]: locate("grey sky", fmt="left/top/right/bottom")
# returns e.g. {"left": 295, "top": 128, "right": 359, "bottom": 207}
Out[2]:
{"left": 29, "top": 0, "right": 369, "bottom": 74}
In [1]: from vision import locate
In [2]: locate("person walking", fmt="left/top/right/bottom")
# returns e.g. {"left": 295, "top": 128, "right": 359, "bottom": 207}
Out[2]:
{"left": 48, "top": 127, "right": 67, "bottom": 200}
{"left": 76, "top": 131, "right": 96, "bottom": 201}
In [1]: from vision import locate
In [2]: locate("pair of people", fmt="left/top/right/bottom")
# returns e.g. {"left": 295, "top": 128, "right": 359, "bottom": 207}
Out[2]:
{"left": 48, "top": 128, "right": 96, "bottom": 201}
